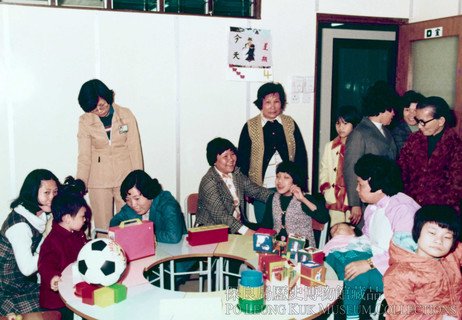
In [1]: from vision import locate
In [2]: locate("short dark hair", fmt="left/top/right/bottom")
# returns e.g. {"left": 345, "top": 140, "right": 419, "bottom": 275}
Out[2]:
{"left": 120, "top": 170, "right": 162, "bottom": 200}
{"left": 52, "top": 176, "right": 90, "bottom": 224}
{"left": 253, "top": 82, "right": 287, "bottom": 110}
{"left": 11, "top": 169, "right": 60, "bottom": 213}
{"left": 276, "top": 161, "right": 305, "bottom": 189}
{"left": 206, "top": 137, "right": 238, "bottom": 167}
{"left": 354, "top": 154, "right": 403, "bottom": 196}
{"left": 395, "top": 90, "right": 425, "bottom": 120}
{"left": 78, "top": 79, "right": 114, "bottom": 113}
{"left": 412, "top": 205, "right": 460, "bottom": 251}
{"left": 335, "top": 105, "right": 362, "bottom": 128}
{"left": 416, "top": 96, "right": 456, "bottom": 128}
{"left": 362, "top": 81, "right": 400, "bottom": 116}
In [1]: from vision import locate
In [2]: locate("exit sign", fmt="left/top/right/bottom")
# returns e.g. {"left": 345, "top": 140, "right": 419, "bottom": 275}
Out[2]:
{"left": 424, "top": 27, "right": 443, "bottom": 39}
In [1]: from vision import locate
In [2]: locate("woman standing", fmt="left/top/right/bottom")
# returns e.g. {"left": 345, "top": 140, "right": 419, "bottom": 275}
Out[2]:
{"left": 0, "top": 169, "right": 59, "bottom": 315}
{"left": 398, "top": 96, "right": 462, "bottom": 213}
{"left": 77, "top": 79, "right": 143, "bottom": 233}
{"left": 238, "top": 82, "right": 308, "bottom": 223}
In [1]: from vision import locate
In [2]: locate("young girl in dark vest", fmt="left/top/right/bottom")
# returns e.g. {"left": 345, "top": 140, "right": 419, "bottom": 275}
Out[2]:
{"left": 248, "top": 161, "right": 329, "bottom": 247}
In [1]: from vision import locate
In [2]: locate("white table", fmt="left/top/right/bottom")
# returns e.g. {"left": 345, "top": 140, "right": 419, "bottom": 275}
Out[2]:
{"left": 59, "top": 235, "right": 342, "bottom": 320}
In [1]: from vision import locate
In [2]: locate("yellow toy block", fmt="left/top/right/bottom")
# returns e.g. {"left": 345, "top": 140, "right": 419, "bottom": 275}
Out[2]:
{"left": 109, "top": 283, "right": 127, "bottom": 303}
{"left": 94, "top": 287, "right": 115, "bottom": 307}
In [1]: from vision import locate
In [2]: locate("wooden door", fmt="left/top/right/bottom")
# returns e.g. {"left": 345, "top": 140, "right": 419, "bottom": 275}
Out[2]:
{"left": 396, "top": 15, "right": 462, "bottom": 135}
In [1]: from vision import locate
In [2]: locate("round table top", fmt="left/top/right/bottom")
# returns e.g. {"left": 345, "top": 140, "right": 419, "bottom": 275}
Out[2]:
{"left": 59, "top": 234, "right": 342, "bottom": 320}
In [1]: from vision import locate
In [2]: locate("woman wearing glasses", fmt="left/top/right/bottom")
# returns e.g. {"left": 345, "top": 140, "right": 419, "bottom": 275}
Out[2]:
{"left": 76, "top": 79, "right": 143, "bottom": 234}
{"left": 398, "top": 96, "right": 462, "bottom": 213}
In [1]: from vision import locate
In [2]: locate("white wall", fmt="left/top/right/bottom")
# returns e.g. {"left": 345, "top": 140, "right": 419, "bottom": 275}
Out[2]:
{"left": 0, "top": 0, "right": 458, "bottom": 225}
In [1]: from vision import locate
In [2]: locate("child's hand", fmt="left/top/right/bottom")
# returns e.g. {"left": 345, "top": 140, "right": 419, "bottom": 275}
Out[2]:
{"left": 290, "top": 185, "right": 304, "bottom": 201}
{"left": 50, "top": 275, "right": 61, "bottom": 291}
{"left": 6, "top": 313, "right": 17, "bottom": 320}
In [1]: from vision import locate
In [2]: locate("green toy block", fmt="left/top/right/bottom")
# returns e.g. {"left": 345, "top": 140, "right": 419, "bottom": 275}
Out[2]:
{"left": 109, "top": 283, "right": 127, "bottom": 303}
{"left": 94, "top": 287, "right": 115, "bottom": 307}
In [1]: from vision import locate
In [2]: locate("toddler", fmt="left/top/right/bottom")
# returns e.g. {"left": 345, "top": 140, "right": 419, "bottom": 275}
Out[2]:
{"left": 38, "top": 177, "right": 90, "bottom": 320}
{"left": 384, "top": 205, "right": 462, "bottom": 320}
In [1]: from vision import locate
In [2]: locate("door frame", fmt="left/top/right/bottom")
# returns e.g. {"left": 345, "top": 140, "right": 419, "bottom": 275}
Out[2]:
{"left": 312, "top": 14, "right": 407, "bottom": 193}
{"left": 396, "top": 15, "right": 462, "bottom": 135}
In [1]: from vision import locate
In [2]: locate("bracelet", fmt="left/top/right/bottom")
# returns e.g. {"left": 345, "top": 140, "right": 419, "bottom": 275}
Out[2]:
{"left": 367, "top": 258, "right": 375, "bottom": 269}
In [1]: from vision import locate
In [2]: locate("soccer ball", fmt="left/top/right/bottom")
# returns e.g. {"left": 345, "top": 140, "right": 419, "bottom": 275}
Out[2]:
{"left": 77, "top": 238, "right": 127, "bottom": 286}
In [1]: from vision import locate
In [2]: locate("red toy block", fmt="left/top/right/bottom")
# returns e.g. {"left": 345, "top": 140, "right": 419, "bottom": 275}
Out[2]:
{"left": 300, "top": 261, "right": 326, "bottom": 287}
{"left": 81, "top": 283, "right": 101, "bottom": 305}
{"left": 74, "top": 282, "right": 100, "bottom": 297}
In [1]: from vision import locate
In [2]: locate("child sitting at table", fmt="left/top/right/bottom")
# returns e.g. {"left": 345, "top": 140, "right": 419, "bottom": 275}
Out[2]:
{"left": 38, "top": 177, "right": 90, "bottom": 320}
{"left": 384, "top": 205, "right": 462, "bottom": 320}
{"left": 247, "top": 161, "right": 329, "bottom": 247}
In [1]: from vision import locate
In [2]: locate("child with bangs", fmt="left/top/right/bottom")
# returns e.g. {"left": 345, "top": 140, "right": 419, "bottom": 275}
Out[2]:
{"left": 248, "top": 161, "right": 329, "bottom": 247}
{"left": 384, "top": 205, "right": 462, "bottom": 320}
{"left": 38, "top": 177, "right": 90, "bottom": 320}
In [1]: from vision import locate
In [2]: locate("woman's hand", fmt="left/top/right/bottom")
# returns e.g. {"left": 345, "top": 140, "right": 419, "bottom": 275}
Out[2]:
{"left": 50, "top": 275, "right": 61, "bottom": 291}
{"left": 344, "top": 260, "right": 370, "bottom": 280}
{"left": 244, "top": 229, "right": 256, "bottom": 236}
{"left": 350, "top": 206, "right": 362, "bottom": 225}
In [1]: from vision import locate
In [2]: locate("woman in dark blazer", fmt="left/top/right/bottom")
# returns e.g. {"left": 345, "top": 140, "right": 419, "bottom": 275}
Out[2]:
{"left": 196, "top": 138, "right": 272, "bottom": 235}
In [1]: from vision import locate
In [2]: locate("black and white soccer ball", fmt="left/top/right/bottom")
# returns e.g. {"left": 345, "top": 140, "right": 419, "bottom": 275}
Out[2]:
{"left": 77, "top": 238, "right": 127, "bottom": 286}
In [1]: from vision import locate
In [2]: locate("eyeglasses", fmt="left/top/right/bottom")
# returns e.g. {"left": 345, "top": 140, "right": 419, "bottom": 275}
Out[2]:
{"left": 414, "top": 117, "right": 436, "bottom": 127}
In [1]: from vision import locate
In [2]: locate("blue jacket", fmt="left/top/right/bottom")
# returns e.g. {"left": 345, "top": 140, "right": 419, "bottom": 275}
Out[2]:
{"left": 110, "top": 190, "right": 186, "bottom": 244}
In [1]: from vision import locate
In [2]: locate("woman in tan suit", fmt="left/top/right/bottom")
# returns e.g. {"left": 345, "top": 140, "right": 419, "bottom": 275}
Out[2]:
{"left": 76, "top": 79, "right": 143, "bottom": 233}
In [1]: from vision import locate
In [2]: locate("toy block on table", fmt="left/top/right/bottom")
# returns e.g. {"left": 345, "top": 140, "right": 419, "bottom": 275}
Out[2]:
{"left": 272, "top": 240, "right": 286, "bottom": 256}
{"left": 300, "top": 261, "right": 326, "bottom": 287}
{"left": 81, "top": 283, "right": 102, "bottom": 305}
{"left": 74, "top": 282, "right": 101, "bottom": 297}
{"left": 94, "top": 287, "right": 115, "bottom": 307}
{"left": 186, "top": 224, "right": 228, "bottom": 246}
{"left": 253, "top": 233, "right": 274, "bottom": 253}
{"left": 297, "top": 247, "right": 325, "bottom": 265}
{"left": 109, "top": 283, "right": 127, "bottom": 303}
{"left": 256, "top": 228, "right": 277, "bottom": 236}
{"left": 268, "top": 260, "right": 287, "bottom": 282}
{"left": 287, "top": 235, "right": 306, "bottom": 259}
{"left": 258, "top": 253, "right": 285, "bottom": 280}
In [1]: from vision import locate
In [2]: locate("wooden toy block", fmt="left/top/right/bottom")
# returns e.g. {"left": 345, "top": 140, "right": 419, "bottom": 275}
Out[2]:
{"left": 94, "top": 287, "right": 115, "bottom": 307}
{"left": 300, "top": 261, "right": 326, "bottom": 287}
{"left": 300, "top": 247, "right": 325, "bottom": 264}
{"left": 74, "top": 282, "right": 100, "bottom": 297}
{"left": 253, "top": 233, "right": 274, "bottom": 253}
{"left": 186, "top": 224, "right": 228, "bottom": 246}
{"left": 287, "top": 235, "right": 306, "bottom": 259}
{"left": 297, "top": 247, "right": 325, "bottom": 264}
{"left": 256, "top": 228, "right": 277, "bottom": 236}
{"left": 81, "top": 284, "right": 101, "bottom": 305}
{"left": 258, "top": 253, "right": 284, "bottom": 280}
{"left": 109, "top": 283, "right": 127, "bottom": 303}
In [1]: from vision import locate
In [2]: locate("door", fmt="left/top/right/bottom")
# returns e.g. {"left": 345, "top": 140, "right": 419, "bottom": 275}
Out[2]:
{"left": 313, "top": 15, "right": 405, "bottom": 192}
{"left": 396, "top": 15, "right": 462, "bottom": 136}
